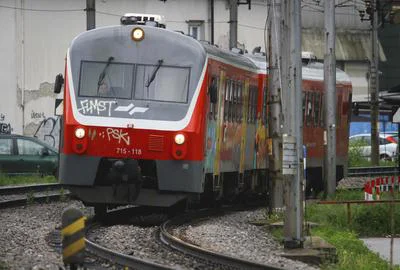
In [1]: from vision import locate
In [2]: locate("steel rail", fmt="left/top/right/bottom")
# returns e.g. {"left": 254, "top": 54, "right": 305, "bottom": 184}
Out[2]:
{"left": 0, "top": 192, "right": 70, "bottom": 208}
{"left": 348, "top": 166, "right": 399, "bottom": 177}
{"left": 159, "top": 212, "right": 285, "bottom": 270}
{"left": 0, "top": 183, "right": 63, "bottom": 195}
{"left": 85, "top": 238, "right": 174, "bottom": 270}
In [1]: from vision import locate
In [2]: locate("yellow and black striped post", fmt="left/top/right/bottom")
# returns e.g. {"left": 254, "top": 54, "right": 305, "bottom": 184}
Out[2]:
{"left": 61, "top": 207, "right": 86, "bottom": 268}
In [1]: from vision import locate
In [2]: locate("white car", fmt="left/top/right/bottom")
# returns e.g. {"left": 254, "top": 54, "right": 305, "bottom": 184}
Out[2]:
{"left": 349, "top": 133, "right": 398, "bottom": 161}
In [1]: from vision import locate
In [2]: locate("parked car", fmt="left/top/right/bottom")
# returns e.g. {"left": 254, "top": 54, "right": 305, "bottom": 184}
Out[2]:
{"left": 0, "top": 134, "right": 58, "bottom": 176}
{"left": 349, "top": 133, "right": 398, "bottom": 161}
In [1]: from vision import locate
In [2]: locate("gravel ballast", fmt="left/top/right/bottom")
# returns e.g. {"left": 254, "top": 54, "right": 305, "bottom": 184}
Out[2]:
{"left": 1, "top": 201, "right": 318, "bottom": 269}
{"left": 90, "top": 209, "right": 318, "bottom": 270}
{"left": 0, "top": 200, "right": 91, "bottom": 270}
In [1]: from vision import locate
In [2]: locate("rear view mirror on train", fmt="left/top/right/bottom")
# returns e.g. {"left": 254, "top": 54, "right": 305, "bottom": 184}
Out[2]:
{"left": 209, "top": 77, "right": 218, "bottom": 104}
{"left": 54, "top": 74, "right": 64, "bottom": 94}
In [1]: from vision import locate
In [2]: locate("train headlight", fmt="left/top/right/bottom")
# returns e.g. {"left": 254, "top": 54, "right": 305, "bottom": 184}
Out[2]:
{"left": 174, "top": 134, "right": 185, "bottom": 145}
{"left": 75, "top": 128, "right": 86, "bottom": 139}
{"left": 131, "top": 27, "right": 145, "bottom": 42}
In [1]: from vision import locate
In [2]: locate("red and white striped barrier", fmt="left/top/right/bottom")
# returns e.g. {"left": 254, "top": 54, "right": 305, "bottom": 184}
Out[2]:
{"left": 364, "top": 175, "right": 400, "bottom": 200}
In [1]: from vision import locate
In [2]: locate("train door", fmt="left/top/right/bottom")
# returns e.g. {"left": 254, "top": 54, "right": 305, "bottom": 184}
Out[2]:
{"left": 212, "top": 69, "right": 226, "bottom": 195}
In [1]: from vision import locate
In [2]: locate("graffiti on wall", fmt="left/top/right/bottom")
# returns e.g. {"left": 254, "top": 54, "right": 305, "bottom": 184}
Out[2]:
{"left": 0, "top": 113, "right": 13, "bottom": 134}
{"left": 33, "top": 117, "right": 60, "bottom": 148}
{"left": 31, "top": 110, "right": 46, "bottom": 119}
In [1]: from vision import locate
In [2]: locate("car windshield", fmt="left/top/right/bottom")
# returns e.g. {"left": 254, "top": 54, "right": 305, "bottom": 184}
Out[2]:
{"left": 78, "top": 60, "right": 190, "bottom": 103}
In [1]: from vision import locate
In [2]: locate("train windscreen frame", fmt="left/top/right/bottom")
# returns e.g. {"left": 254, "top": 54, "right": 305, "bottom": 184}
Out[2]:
{"left": 78, "top": 60, "right": 190, "bottom": 104}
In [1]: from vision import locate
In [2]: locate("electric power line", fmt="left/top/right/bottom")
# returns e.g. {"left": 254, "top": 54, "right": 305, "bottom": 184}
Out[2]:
{"left": 0, "top": 4, "right": 83, "bottom": 12}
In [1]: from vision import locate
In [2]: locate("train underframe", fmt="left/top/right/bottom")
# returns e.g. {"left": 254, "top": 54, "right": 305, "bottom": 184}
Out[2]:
{"left": 63, "top": 153, "right": 345, "bottom": 215}
{"left": 62, "top": 154, "right": 269, "bottom": 214}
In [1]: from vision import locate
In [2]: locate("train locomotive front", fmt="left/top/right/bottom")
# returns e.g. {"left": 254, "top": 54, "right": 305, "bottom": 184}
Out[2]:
{"left": 59, "top": 21, "right": 209, "bottom": 209}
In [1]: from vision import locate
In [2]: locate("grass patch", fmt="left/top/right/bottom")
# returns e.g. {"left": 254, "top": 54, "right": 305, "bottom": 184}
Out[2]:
{"left": 314, "top": 228, "right": 393, "bottom": 270}
{"left": 0, "top": 174, "right": 57, "bottom": 186}
{"left": 304, "top": 190, "right": 400, "bottom": 269}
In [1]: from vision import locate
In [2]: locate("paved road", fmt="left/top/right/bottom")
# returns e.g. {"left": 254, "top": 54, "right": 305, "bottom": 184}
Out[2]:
{"left": 361, "top": 238, "right": 400, "bottom": 265}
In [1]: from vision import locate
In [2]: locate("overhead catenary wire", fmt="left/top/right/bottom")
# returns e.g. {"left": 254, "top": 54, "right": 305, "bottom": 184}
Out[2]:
{"left": 0, "top": 4, "right": 83, "bottom": 12}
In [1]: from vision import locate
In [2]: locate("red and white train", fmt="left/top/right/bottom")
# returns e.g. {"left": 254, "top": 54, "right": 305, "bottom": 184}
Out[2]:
{"left": 54, "top": 14, "right": 352, "bottom": 212}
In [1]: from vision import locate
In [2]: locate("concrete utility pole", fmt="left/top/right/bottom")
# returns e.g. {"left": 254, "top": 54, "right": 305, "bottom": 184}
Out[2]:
{"left": 268, "top": 0, "right": 284, "bottom": 209}
{"left": 283, "top": 0, "right": 303, "bottom": 248}
{"left": 229, "top": 0, "right": 238, "bottom": 49}
{"left": 86, "top": 0, "right": 96, "bottom": 30}
{"left": 370, "top": 0, "right": 380, "bottom": 166}
{"left": 324, "top": 0, "right": 337, "bottom": 196}
{"left": 210, "top": 0, "right": 215, "bottom": 45}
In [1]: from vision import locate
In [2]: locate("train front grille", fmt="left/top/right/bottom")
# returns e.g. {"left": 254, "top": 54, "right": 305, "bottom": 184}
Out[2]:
{"left": 148, "top": 135, "right": 164, "bottom": 152}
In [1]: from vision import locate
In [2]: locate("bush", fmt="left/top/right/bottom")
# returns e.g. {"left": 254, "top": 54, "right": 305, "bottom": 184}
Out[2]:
{"left": 348, "top": 140, "right": 370, "bottom": 167}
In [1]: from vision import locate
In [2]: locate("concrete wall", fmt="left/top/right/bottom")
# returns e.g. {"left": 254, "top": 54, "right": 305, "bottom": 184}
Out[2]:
{"left": 0, "top": 0, "right": 371, "bottom": 146}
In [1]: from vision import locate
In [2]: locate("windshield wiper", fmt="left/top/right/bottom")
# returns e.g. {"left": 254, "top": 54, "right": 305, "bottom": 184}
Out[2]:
{"left": 97, "top": 56, "right": 116, "bottom": 97}
{"left": 145, "top": 59, "right": 164, "bottom": 88}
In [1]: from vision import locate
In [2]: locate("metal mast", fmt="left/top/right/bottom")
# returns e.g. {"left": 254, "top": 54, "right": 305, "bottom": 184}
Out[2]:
{"left": 283, "top": 0, "right": 303, "bottom": 248}
{"left": 370, "top": 0, "right": 380, "bottom": 166}
{"left": 86, "top": 0, "right": 95, "bottom": 30}
{"left": 324, "top": 0, "right": 336, "bottom": 196}
{"left": 268, "top": 0, "right": 284, "bottom": 208}
{"left": 229, "top": 0, "right": 238, "bottom": 49}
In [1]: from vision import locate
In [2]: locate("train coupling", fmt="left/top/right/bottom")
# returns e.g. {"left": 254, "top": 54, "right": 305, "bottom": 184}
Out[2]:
{"left": 108, "top": 159, "right": 142, "bottom": 202}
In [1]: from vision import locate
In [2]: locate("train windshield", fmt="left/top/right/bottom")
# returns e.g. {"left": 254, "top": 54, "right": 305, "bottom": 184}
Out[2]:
{"left": 78, "top": 60, "right": 190, "bottom": 103}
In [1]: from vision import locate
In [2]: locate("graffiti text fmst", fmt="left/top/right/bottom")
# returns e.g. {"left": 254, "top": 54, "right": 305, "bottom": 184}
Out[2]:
{"left": 78, "top": 99, "right": 116, "bottom": 116}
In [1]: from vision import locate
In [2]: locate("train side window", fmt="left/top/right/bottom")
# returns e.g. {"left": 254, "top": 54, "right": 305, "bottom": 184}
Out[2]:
{"left": 248, "top": 87, "right": 253, "bottom": 123}
{"left": 209, "top": 76, "right": 219, "bottom": 120}
{"left": 253, "top": 86, "right": 257, "bottom": 122}
{"left": 307, "top": 92, "right": 315, "bottom": 126}
{"left": 337, "top": 92, "right": 342, "bottom": 127}
{"left": 250, "top": 87, "right": 257, "bottom": 123}
{"left": 302, "top": 92, "right": 306, "bottom": 124}
{"left": 314, "top": 93, "right": 321, "bottom": 127}
{"left": 254, "top": 86, "right": 258, "bottom": 122}
{"left": 230, "top": 80, "right": 234, "bottom": 122}
{"left": 232, "top": 82, "right": 237, "bottom": 122}
{"left": 228, "top": 81, "right": 234, "bottom": 122}
{"left": 320, "top": 94, "right": 325, "bottom": 127}
{"left": 237, "top": 82, "right": 243, "bottom": 121}
{"left": 306, "top": 92, "right": 313, "bottom": 127}
{"left": 224, "top": 80, "right": 230, "bottom": 121}
{"left": 262, "top": 86, "right": 267, "bottom": 125}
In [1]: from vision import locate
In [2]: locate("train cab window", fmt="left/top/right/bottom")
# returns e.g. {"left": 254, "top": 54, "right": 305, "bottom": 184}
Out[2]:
{"left": 314, "top": 93, "right": 321, "bottom": 127}
{"left": 135, "top": 65, "right": 190, "bottom": 103}
{"left": 79, "top": 61, "right": 134, "bottom": 99}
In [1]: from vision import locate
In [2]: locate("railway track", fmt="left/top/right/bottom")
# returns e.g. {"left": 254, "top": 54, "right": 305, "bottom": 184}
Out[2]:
{"left": 0, "top": 183, "right": 70, "bottom": 208}
{"left": 159, "top": 209, "right": 285, "bottom": 270}
{"left": 348, "top": 166, "right": 399, "bottom": 177}
{"left": 84, "top": 205, "right": 288, "bottom": 270}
